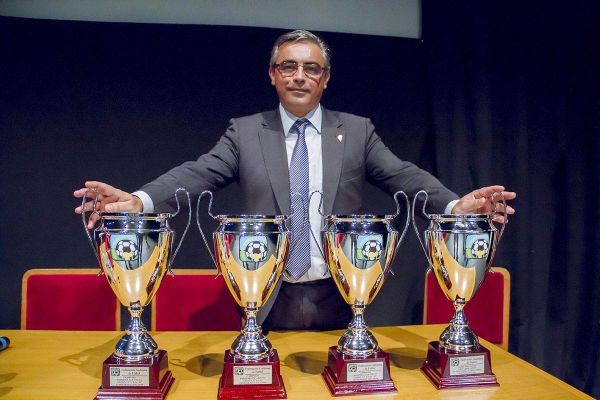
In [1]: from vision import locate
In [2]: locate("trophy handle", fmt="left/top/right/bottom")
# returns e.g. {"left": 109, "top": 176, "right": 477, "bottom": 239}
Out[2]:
{"left": 307, "top": 190, "right": 326, "bottom": 260}
{"left": 411, "top": 190, "right": 434, "bottom": 269}
{"left": 196, "top": 190, "right": 219, "bottom": 273}
{"left": 167, "top": 188, "right": 192, "bottom": 276}
{"left": 387, "top": 190, "right": 411, "bottom": 276}
{"left": 491, "top": 191, "right": 508, "bottom": 248}
{"left": 81, "top": 188, "right": 103, "bottom": 275}
{"left": 392, "top": 190, "right": 411, "bottom": 254}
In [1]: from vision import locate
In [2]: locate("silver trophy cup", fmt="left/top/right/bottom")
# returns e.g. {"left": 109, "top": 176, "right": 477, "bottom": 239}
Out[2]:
{"left": 197, "top": 191, "right": 290, "bottom": 361}
{"left": 412, "top": 190, "right": 506, "bottom": 351}
{"left": 312, "top": 191, "right": 410, "bottom": 357}
{"left": 82, "top": 188, "right": 191, "bottom": 360}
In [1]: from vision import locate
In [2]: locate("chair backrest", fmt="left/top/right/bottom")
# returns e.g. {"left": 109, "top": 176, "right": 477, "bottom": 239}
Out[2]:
{"left": 423, "top": 267, "right": 510, "bottom": 350}
{"left": 151, "top": 269, "right": 241, "bottom": 331}
{"left": 21, "top": 268, "right": 120, "bottom": 330}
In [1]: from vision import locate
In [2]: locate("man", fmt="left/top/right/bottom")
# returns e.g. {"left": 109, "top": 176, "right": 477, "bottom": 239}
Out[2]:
{"left": 75, "top": 30, "right": 515, "bottom": 331}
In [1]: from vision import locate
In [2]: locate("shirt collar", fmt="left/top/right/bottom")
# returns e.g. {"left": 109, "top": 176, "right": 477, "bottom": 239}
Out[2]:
{"left": 279, "top": 103, "right": 322, "bottom": 137}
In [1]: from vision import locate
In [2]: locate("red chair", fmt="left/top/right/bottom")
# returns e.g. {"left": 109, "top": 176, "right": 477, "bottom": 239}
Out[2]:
{"left": 151, "top": 269, "right": 241, "bottom": 331}
{"left": 21, "top": 268, "right": 120, "bottom": 330}
{"left": 423, "top": 267, "right": 510, "bottom": 350}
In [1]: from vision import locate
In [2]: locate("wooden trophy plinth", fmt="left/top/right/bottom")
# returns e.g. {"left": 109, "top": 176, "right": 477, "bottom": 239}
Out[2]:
{"left": 218, "top": 349, "right": 287, "bottom": 400}
{"left": 95, "top": 350, "right": 174, "bottom": 400}
{"left": 321, "top": 346, "right": 397, "bottom": 396}
{"left": 421, "top": 341, "right": 499, "bottom": 389}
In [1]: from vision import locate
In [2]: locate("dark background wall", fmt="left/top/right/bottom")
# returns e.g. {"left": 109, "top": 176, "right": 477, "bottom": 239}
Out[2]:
{"left": 1, "top": 1, "right": 598, "bottom": 397}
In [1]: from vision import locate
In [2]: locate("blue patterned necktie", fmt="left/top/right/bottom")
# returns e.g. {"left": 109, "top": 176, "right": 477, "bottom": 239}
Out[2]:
{"left": 286, "top": 118, "right": 312, "bottom": 280}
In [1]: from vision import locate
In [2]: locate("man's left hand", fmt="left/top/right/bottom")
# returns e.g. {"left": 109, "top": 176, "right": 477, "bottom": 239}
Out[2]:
{"left": 452, "top": 185, "right": 516, "bottom": 223}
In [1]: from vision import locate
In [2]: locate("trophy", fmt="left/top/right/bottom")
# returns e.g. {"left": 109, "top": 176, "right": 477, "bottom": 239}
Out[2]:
{"left": 412, "top": 190, "right": 506, "bottom": 389}
{"left": 311, "top": 191, "right": 410, "bottom": 396}
{"left": 82, "top": 188, "right": 191, "bottom": 400}
{"left": 197, "top": 191, "right": 289, "bottom": 399}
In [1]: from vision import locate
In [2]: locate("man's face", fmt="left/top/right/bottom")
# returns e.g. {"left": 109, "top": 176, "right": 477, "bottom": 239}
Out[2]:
{"left": 268, "top": 40, "right": 330, "bottom": 117}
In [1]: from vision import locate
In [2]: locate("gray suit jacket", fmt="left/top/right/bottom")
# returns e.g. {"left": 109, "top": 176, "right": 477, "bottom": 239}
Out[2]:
{"left": 140, "top": 107, "right": 458, "bottom": 214}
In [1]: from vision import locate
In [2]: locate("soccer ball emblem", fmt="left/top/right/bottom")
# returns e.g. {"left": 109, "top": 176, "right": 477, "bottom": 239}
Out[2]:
{"left": 470, "top": 239, "right": 489, "bottom": 259}
{"left": 115, "top": 240, "right": 138, "bottom": 261}
{"left": 244, "top": 241, "right": 268, "bottom": 262}
{"left": 361, "top": 240, "right": 382, "bottom": 261}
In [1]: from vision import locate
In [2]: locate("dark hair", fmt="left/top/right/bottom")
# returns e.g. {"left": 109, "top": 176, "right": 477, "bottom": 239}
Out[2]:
{"left": 269, "top": 29, "right": 331, "bottom": 70}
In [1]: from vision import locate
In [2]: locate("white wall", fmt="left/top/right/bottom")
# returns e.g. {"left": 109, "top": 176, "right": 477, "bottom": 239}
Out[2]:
{"left": 0, "top": 0, "right": 420, "bottom": 38}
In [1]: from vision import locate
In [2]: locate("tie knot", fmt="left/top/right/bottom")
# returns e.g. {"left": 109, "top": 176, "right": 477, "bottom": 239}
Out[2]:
{"left": 291, "top": 118, "right": 310, "bottom": 135}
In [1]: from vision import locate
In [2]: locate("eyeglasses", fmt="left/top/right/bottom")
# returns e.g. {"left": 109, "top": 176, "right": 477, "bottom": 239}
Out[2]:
{"left": 273, "top": 61, "right": 327, "bottom": 78}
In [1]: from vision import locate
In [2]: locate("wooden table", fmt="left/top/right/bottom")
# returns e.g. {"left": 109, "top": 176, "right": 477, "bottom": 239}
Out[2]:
{"left": 0, "top": 325, "right": 592, "bottom": 399}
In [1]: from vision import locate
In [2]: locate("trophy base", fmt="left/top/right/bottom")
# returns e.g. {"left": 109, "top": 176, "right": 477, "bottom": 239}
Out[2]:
{"left": 421, "top": 341, "right": 499, "bottom": 389}
{"left": 321, "top": 346, "right": 397, "bottom": 396}
{"left": 95, "top": 350, "right": 174, "bottom": 400}
{"left": 218, "top": 349, "right": 287, "bottom": 399}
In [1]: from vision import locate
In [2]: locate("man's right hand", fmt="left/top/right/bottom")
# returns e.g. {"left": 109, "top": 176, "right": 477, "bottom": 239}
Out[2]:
{"left": 74, "top": 181, "right": 143, "bottom": 228}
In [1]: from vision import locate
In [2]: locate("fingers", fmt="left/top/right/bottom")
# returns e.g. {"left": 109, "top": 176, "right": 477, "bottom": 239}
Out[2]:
{"left": 74, "top": 182, "right": 108, "bottom": 214}
{"left": 73, "top": 187, "right": 101, "bottom": 199}
{"left": 84, "top": 180, "right": 113, "bottom": 191}
{"left": 73, "top": 181, "right": 117, "bottom": 198}
{"left": 77, "top": 199, "right": 102, "bottom": 229}
{"left": 490, "top": 190, "right": 516, "bottom": 216}
{"left": 497, "top": 191, "right": 517, "bottom": 201}
{"left": 75, "top": 199, "right": 100, "bottom": 214}
{"left": 74, "top": 180, "right": 141, "bottom": 217}
{"left": 472, "top": 185, "right": 506, "bottom": 199}
{"left": 476, "top": 197, "right": 515, "bottom": 215}
{"left": 469, "top": 186, "right": 516, "bottom": 212}
{"left": 85, "top": 212, "right": 102, "bottom": 229}
{"left": 453, "top": 186, "right": 517, "bottom": 215}
{"left": 491, "top": 200, "right": 515, "bottom": 222}
{"left": 491, "top": 215, "right": 509, "bottom": 224}
{"left": 77, "top": 198, "right": 142, "bottom": 220}
{"left": 491, "top": 201, "right": 516, "bottom": 215}
{"left": 472, "top": 186, "right": 516, "bottom": 202}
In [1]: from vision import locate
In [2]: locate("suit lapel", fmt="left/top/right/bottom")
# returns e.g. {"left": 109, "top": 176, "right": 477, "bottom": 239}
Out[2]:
{"left": 258, "top": 110, "right": 291, "bottom": 213}
{"left": 321, "top": 109, "right": 344, "bottom": 215}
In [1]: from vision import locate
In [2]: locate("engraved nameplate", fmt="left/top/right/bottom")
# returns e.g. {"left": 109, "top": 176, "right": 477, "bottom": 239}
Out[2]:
{"left": 109, "top": 366, "right": 150, "bottom": 387}
{"left": 449, "top": 355, "right": 485, "bottom": 376}
{"left": 232, "top": 365, "right": 273, "bottom": 385}
{"left": 346, "top": 361, "right": 384, "bottom": 382}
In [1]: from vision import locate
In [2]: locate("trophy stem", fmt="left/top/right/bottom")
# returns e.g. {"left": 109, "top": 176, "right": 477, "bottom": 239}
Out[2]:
{"left": 127, "top": 306, "right": 145, "bottom": 334}
{"left": 230, "top": 303, "right": 272, "bottom": 361}
{"left": 244, "top": 306, "right": 260, "bottom": 333}
{"left": 338, "top": 303, "right": 378, "bottom": 357}
{"left": 349, "top": 303, "right": 367, "bottom": 330}
{"left": 114, "top": 303, "right": 158, "bottom": 360}
{"left": 439, "top": 299, "right": 479, "bottom": 352}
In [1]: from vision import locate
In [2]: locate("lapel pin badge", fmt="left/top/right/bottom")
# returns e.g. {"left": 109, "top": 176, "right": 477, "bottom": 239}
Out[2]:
{"left": 337, "top": 134, "right": 343, "bottom": 142}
